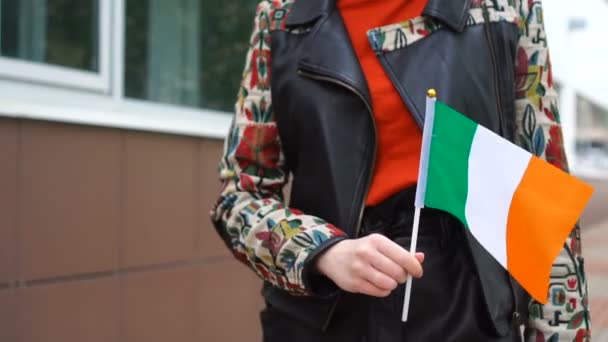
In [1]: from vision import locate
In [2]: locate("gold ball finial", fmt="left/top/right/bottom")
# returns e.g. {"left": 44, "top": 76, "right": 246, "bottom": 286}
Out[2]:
{"left": 427, "top": 89, "right": 437, "bottom": 98}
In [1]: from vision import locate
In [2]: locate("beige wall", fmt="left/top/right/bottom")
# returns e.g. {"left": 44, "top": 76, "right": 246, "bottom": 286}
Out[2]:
{"left": 0, "top": 117, "right": 263, "bottom": 342}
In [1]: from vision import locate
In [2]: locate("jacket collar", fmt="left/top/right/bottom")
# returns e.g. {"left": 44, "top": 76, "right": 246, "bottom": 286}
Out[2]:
{"left": 296, "top": 8, "right": 372, "bottom": 105}
{"left": 290, "top": 0, "right": 472, "bottom": 113}
{"left": 286, "top": 0, "right": 472, "bottom": 32}
{"left": 286, "top": 0, "right": 332, "bottom": 28}
{"left": 422, "top": 0, "right": 472, "bottom": 32}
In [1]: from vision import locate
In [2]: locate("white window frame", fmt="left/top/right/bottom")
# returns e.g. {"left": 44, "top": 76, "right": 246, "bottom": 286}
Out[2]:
{"left": 0, "top": 0, "right": 112, "bottom": 93}
{"left": 0, "top": 0, "right": 233, "bottom": 139}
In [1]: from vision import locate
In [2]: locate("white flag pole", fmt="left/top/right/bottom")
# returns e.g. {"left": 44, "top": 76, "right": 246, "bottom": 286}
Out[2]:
{"left": 401, "top": 206, "right": 421, "bottom": 322}
{"left": 402, "top": 89, "right": 437, "bottom": 322}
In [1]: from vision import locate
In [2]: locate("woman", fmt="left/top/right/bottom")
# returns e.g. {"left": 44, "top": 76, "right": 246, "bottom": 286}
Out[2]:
{"left": 211, "top": 0, "right": 591, "bottom": 340}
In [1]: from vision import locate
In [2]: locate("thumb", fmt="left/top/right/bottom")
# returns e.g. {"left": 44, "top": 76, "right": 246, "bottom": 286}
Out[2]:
{"left": 415, "top": 252, "right": 425, "bottom": 264}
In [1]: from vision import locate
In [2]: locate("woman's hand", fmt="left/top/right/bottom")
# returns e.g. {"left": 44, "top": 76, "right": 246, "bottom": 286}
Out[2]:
{"left": 315, "top": 234, "right": 424, "bottom": 297}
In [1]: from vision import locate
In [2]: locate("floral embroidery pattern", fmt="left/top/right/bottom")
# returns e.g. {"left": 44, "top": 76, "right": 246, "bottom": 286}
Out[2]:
{"left": 235, "top": 125, "right": 281, "bottom": 179}
{"left": 367, "top": 0, "right": 519, "bottom": 53}
{"left": 513, "top": 1, "right": 591, "bottom": 340}
{"left": 211, "top": 0, "right": 346, "bottom": 295}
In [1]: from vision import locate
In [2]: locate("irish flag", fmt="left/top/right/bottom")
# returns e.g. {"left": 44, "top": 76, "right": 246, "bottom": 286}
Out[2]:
{"left": 415, "top": 92, "right": 593, "bottom": 304}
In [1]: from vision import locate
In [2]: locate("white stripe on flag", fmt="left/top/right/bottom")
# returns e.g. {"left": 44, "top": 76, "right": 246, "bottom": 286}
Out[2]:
{"left": 464, "top": 126, "right": 531, "bottom": 268}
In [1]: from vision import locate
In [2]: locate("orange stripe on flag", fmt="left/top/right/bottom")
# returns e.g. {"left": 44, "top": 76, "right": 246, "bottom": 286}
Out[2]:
{"left": 506, "top": 156, "right": 593, "bottom": 304}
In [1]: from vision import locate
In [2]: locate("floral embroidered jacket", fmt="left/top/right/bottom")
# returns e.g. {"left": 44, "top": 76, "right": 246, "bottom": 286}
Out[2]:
{"left": 211, "top": 0, "right": 591, "bottom": 340}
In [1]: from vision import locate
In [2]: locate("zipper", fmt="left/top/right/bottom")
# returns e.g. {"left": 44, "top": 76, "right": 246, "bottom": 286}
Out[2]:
{"left": 482, "top": 3, "right": 506, "bottom": 137}
{"left": 482, "top": 3, "right": 520, "bottom": 327}
{"left": 297, "top": 68, "right": 377, "bottom": 239}
{"left": 297, "top": 67, "right": 377, "bottom": 331}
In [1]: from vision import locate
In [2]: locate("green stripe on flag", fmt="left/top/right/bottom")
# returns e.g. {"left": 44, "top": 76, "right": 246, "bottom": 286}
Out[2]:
{"left": 425, "top": 101, "right": 478, "bottom": 227}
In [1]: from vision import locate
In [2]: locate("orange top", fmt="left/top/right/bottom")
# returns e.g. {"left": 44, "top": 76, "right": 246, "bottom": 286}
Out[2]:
{"left": 338, "top": 0, "right": 427, "bottom": 206}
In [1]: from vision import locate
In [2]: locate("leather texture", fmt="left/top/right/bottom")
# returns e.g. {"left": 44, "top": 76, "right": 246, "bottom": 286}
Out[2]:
{"left": 269, "top": 0, "right": 529, "bottom": 337}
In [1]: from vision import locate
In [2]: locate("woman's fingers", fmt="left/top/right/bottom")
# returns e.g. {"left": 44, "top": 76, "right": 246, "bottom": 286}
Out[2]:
{"left": 370, "top": 234, "right": 423, "bottom": 278}
{"left": 315, "top": 234, "right": 426, "bottom": 298}
{"left": 358, "top": 263, "right": 398, "bottom": 291}
{"left": 369, "top": 250, "right": 408, "bottom": 284}
{"left": 415, "top": 252, "right": 425, "bottom": 264}
{"left": 353, "top": 278, "right": 392, "bottom": 298}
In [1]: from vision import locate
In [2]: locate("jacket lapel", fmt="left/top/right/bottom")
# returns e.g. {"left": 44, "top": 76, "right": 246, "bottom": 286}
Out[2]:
{"left": 285, "top": 0, "right": 474, "bottom": 109}
{"left": 288, "top": 0, "right": 371, "bottom": 106}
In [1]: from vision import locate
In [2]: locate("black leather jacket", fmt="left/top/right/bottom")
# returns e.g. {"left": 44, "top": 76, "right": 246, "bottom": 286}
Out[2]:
{"left": 212, "top": 0, "right": 590, "bottom": 339}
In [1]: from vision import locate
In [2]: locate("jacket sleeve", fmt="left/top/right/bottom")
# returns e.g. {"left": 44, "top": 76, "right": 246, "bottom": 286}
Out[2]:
{"left": 513, "top": 1, "right": 592, "bottom": 340}
{"left": 210, "top": 1, "right": 347, "bottom": 296}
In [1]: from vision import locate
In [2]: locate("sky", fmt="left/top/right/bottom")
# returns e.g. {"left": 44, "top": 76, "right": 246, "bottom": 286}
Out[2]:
{"left": 543, "top": 0, "right": 608, "bottom": 108}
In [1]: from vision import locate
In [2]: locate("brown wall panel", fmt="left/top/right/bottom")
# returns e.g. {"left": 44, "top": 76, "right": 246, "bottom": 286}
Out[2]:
{"left": 19, "top": 121, "right": 120, "bottom": 280}
{"left": 123, "top": 132, "right": 199, "bottom": 266}
{"left": 2, "top": 118, "right": 317, "bottom": 342}
{"left": 199, "top": 139, "right": 229, "bottom": 259}
{"left": 123, "top": 132, "right": 199, "bottom": 268}
{"left": 0, "top": 119, "right": 17, "bottom": 284}
{"left": 200, "top": 258, "right": 263, "bottom": 341}
{"left": 0, "top": 289, "right": 18, "bottom": 342}
{"left": 19, "top": 278, "right": 119, "bottom": 342}
{"left": 123, "top": 267, "right": 197, "bottom": 342}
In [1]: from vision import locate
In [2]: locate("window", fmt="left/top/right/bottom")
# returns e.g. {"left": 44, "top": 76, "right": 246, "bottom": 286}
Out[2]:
{"left": 0, "top": 0, "right": 257, "bottom": 137}
{"left": 124, "top": 0, "right": 256, "bottom": 112}
{"left": 1, "top": 0, "right": 99, "bottom": 71}
{"left": 0, "top": 0, "right": 110, "bottom": 91}
{"left": 576, "top": 94, "right": 608, "bottom": 171}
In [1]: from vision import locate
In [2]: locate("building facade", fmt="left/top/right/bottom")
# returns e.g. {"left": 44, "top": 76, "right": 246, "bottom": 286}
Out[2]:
{"left": 0, "top": 1, "right": 263, "bottom": 341}
{"left": 544, "top": 0, "right": 608, "bottom": 179}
